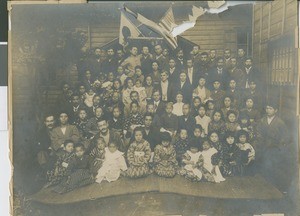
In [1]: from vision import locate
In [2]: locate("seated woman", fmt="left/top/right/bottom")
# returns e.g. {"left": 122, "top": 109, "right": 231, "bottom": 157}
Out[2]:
{"left": 153, "top": 132, "right": 178, "bottom": 178}
{"left": 126, "top": 127, "right": 152, "bottom": 178}
{"left": 123, "top": 101, "right": 144, "bottom": 138}
{"left": 50, "top": 112, "right": 80, "bottom": 153}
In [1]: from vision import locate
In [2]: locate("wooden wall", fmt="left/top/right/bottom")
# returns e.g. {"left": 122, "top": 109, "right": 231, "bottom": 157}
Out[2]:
{"left": 252, "top": 0, "right": 298, "bottom": 127}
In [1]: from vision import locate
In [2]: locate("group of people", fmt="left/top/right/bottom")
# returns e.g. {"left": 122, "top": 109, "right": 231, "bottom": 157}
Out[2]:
{"left": 35, "top": 44, "right": 289, "bottom": 194}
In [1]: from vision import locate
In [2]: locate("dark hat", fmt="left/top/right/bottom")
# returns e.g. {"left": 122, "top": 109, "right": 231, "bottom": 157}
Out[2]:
{"left": 265, "top": 100, "right": 279, "bottom": 110}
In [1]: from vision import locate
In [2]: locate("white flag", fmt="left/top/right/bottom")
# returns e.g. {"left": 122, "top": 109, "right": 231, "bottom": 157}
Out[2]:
{"left": 119, "top": 10, "right": 141, "bottom": 46}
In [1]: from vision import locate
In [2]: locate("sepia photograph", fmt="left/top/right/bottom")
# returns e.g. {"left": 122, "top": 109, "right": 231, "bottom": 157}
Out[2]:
{"left": 9, "top": 1, "right": 299, "bottom": 215}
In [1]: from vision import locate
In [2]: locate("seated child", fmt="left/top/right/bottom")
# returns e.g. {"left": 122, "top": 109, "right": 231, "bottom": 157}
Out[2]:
{"left": 153, "top": 132, "right": 178, "bottom": 178}
{"left": 195, "top": 105, "right": 211, "bottom": 136}
{"left": 133, "top": 66, "right": 145, "bottom": 84}
{"left": 84, "top": 88, "right": 96, "bottom": 108}
{"left": 108, "top": 106, "right": 125, "bottom": 136}
{"left": 174, "top": 129, "right": 190, "bottom": 165}
{"left": 123, "top": 101, "right": 144, "bottom": 138}
{"left": 205, "top": 100, "right": 215, "bottom": 119}
{"left": 89, "top": 137, "right": 106, "bottom": 176}
{"left": 133, "top": 79, "right": 147, "bottom": 109}
{"left": 179, "top": 141, "right": 203, "bottom": 182}
{"left": 160, "top": 102, "right": 178, "bottom": 138}
{"left": 46, "top": 140, "right": 76, "bottom": 187}
{"left": 236, "top": 130, "right": 255, "bottom": 175}
{"left": 225, "top": 110, "right": 240, "bottom": 133}
{"left": 190, "top": 125, "right": 204, "bottom": 151}
{"left": 126, "top": 127, "right": 152, "bottom": 178}
{"left": 237, "top": 113, "right": 255, "bottom": 141}
{"left": 172, "top": 92, "right": 184, "bottom": 117}
{"left": 208, "top": 110, "right": 226, "bottom": 137}
{"left": 101, "top": 81, "right": 114, "bottom": 103}
{"left": 96, "top": 142, "right": 127, "bottom": 183}
{"left": 223, "top": 132, "right": 242, "bottom": 176}
{"left": 200, "top": 140, "right": 226, "bottom": 183}
{"left": 53, "top": 144, "right": 94, "bottom": 193}
{"left": 191, "top": 97, "right": 201, "bottom": 117}
{"left": 74, "top": 108, "right": 91, "bottom": 139}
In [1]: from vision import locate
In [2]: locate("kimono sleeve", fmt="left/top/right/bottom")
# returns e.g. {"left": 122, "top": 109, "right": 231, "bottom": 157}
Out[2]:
{"left": 126, "top": 143, "right": 136, "bottom": 165}
{"left": 70, "top": 125, "right": 80, "bottom": 143}
{"left": 143, "top": 141, "right": 152, "bottom": 163}
{"left": 153, "top": 145, "right": 162, "bottom": 163}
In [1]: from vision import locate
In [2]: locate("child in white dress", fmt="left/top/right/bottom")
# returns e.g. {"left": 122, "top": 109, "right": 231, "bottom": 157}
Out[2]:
{"left": 84, "top": 88, "right": 96, "bottom": 108}
{"left": 172, "top": 92, "right": 184, "bottom": 116}
{"left": 200, "top": 140, "right": 225, "bottom": 183}
{"left": 95, "top": 142, "right": 127, "bottom": 183}
{"left": 180, "top": 143, "right": 203, "bottom": 181}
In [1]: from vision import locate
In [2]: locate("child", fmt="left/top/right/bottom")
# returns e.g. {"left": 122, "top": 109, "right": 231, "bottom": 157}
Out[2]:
{"left": 180, "top": 142, "right": 203, "bottom": 181}
{"left": 226, "top": 78, "right": 242, "bottom": 108}
{"left": 151, "top": 60, "right": 161, "bottom": 88}
{"left": 237, "top": 113, "right": 255, "bottom": 141}
{"left": 84, "top": 88, "right": 96, "bottom": 108}
{"left": 208, "top": 110, "right": 226, "bottom": 137}
{"left": 85, "top": 106, "right": 104, "bottom": 136}
{"left": 225, "top": 110, "right": 240, "bottom": 133}
{"left": 172, "top": 92, "right": 184, "bottom": 117}
{"left": 236, "top": 130, "right": 255, "bottom": 175}
{"left": 123, "top": 101, "right": 144, "bottom": 138}
{"left": 174, "top": 129, "right": 189, "bottom": 165}
{"left": 208, "top": 131, "right": 229, "bottom": 176}
{"left": 53, "top": 144, "right": 94, "bottom": 193}
{"left": 108, "top": 106, "right": 125, "bottom": 136}
{"left": 96, "top": 142, "right": 127, "bottom": 183}
{"left": 144, "top": 75, "right": 154, "bottom": 102}
{"left": 133, "top": 79, "right": 147, "bottom": 107}
{"left": 126, "top": 127, "right": 152, "bottom": 178}
{"left": 160, "top": 102, "right": 178, "bottom": 138}
{"left": 122, "top": 77, "right": 134, "bottom": 116}
{"left": 116, "top": 66, "right": 127, "bottom": 85}
{"left": 210, "top": 80, "right": 226, "bottom": 109}
{"left": 191, "top": 96, "right": 201, "bottom": 117}
{"left": 200, "top": 140, "right": 225, "bottom": 183}
{"left": 46, "top": 140, "right": 76, "bottom": 187}
{"left": 73, "top": 108, "right": 90, "bottom": 139}
{"left": 195, "top": 105, "right": 211, "bottom": 136}
{"left": 113, "top": 79, "right": 123, "bottom": 95}
{"left": 223, "top": 132, "right": 242, "bottom": 176}
{"left": 101, "top": 81, "right": 114, "bottom": 103}
{"left": 134, "top": 66, "right": 145, "bottom": 83}
{"left": 153, "top": 132, "right": 178, "bottom": 178}
{"left": 78, "top": 84, "right": 86, "bottom": 102}
{"left": 190, "top": 125, "right": 205, "bottom": 151}
{"left": 89, "top": 137, "right": 106, "bottom": 176}
{"left": 205, "top": 100, "right": 215, "bottom": 119}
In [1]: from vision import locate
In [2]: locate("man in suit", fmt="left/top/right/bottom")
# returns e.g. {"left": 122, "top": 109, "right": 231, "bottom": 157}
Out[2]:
{"left": 178, "top": 103, "right": 196, "bottom": 137}
{"left": 175, "top": 48, "right": 185, "bottom": 71}
{"left": 87, "top": 95, "right": 102, "bottom": 118}
{"left": 186, "top": 58, "right": 200, "bottom": 88}
{"left": 64, "top": 94, "right": 87, "bottom": 123}
{"left": 198, "top": 52, "right": 210, "bottom": 77}
{"left": 241, "top": 57, "right": 261, "bottom": 90}
{"left": 223, "top": 49, "right": 232, "bottom": 70}
{"left": 172, "top": 71, "right": 193, "bottom": 104}
{"left": 158, "top": 71, "right": 173, "bottom": 102}
{"left": 153, "top": 44, "right": 167, "bottom": 70}
{"left": 191, "top": 45, "right": 201, "bottom": 66}
{"left": 102, "top": 48, "right": 118, "bottom": 74}
{"left": 116, "top": 49, "right": 125, "bottom": 65}
{"left": 207, "top": 57, "right": 228, "bottom": 90}
{"left": 227, "top": 57, "right": 244, "bottom": 89}
{"left": 88, "top": 47, "right": 106, "bottom": 79}
{"left": 90, "top": 118, "right": 126, "bottom": 152}
{"left": 237, "top": 48, "right": 246, "bottom": 68}
{"left": 139, "top": 45, "right": 153, "bottom": 77}
{"left": 208, "top": 49, "right": 217, "bottom": 69}
{"left": 167, "top": 58, "right": 180, "bottom": 85}
{"left": 150, "top": 90, "right": 166, "bottom": 116}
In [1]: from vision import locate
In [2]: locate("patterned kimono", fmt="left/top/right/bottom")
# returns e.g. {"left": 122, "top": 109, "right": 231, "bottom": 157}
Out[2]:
{"left": 126, "top": 139, "right": 152, "bottom": 178}
{"left": 173, "top": 138, "right": 189, "bottom": 165}
{"left": 210, "top": 141, "right": 230, "bottom": 176}
{"left": 208, "top": 120, "right": 226, "bottom": 137}
{"left": 123, "top": 113, "right": 144, "bottom": 134}
{"left": 89, "top": 146, "right": 106, "bottom": 176}
{"left": 47, "top": 151, "right": 76, "bottom": 186}
{"left": 52, "top": 155, "right": 94, "bottom": 194}
{"left": 96, "top": 148, "right": 127, "bottom": 183}
{"left": 179, "top": 150, "right": 203, "bottom": 181}
{"left": 153, "top": 144, "right": 178, "bottom": 178}
{"left": 225, "top": 122, "right": 240, "bottom": 133}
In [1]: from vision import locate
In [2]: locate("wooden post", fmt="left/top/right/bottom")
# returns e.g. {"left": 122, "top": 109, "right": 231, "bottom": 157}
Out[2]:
{"left": 281, "top": 0, "right": 286, "bottom": 35}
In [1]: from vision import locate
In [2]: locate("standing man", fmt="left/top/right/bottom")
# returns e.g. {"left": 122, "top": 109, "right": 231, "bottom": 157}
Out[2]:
{"left": 186, "top": 58, "right": 200, "bottom": 88}
{"left": 158, "top": 71, "right": 173, "bottom": 102}
{"left": 139, "top": 45, "right": 153, "bottom": 77}
{"left": 121, "top": 46, "right": 141, "bottom": 78}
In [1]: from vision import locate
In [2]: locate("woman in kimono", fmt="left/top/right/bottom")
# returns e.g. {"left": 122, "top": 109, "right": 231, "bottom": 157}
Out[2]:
{"left": 153, "top": 132, "right": 178, "bottom": 178}
{"left": 126, "top": 127, "right": 152, "bottom": 178}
